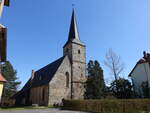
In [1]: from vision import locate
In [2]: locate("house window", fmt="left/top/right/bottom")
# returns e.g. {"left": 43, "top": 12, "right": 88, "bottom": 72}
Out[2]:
{"left": 78, "top": 50, "right": 80, "bottom": 54}
{"left": 66, "top": 72, "right": 69, "bottom": 88}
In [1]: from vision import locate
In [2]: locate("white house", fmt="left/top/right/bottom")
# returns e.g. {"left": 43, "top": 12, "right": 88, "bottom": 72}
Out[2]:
{"left": 129, "top": 51, "right": 150, "bottom": 97}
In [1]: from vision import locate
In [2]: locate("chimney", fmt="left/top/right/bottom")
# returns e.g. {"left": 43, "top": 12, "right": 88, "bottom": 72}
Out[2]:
{"left": 31, "top": 70, "right": 35, "bottom": 80}
{"left": 143, "top": 51, "right": 147, "bottom": 59}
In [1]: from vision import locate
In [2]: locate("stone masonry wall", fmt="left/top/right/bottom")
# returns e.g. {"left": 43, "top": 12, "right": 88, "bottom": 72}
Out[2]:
{"left": 48, "top": 56, "right": 71, "bottom": 105}
{"left": 71, "top": 43, "right": 86, "bottom": 99}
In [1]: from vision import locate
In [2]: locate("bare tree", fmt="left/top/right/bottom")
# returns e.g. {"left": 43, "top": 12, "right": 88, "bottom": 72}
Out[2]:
{"left": 104, "top": 48, "right": 124, "bottom": 81}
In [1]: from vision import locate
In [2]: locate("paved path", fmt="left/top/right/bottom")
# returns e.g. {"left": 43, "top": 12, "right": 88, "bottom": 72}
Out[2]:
{"left": 0, "top": 108, "right": 87, "bottom": 113}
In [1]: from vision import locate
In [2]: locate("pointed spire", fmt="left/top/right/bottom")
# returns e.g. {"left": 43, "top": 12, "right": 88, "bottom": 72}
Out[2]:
{"left": 68, "top": 9, "right": 80, "bottom": 41}
{"left": 63, "top": 9, "right": 84, "bottom": 48}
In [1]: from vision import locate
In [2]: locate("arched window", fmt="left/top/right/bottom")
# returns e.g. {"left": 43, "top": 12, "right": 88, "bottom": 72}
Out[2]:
{"left": 78, "top": 49, "right": 80, "bottom": 54}
{"left": 66, "top": 72, "right": 69, "bottom": 88}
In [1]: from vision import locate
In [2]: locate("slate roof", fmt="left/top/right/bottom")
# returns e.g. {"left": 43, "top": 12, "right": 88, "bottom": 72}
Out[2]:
{"left": 63, "top": 9, "right": 84, "bottom": 48}
{"left": 32, "top": 56, "right": 65, "bottom": 87}
{"left": 12, "top": 56, "right": 65, "bottom": 98}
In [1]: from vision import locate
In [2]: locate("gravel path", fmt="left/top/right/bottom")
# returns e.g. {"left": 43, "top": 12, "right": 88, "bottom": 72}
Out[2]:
{"left": 0, "top": 108, "right": 87, "bottom": 113}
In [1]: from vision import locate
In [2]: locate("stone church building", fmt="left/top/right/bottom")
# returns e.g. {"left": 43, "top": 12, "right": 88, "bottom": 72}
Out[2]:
{"left": 13, "top": 10, "right": 86, "bottom": 106}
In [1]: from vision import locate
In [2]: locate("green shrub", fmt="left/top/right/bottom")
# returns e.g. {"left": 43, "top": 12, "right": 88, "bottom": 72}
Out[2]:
{"left": 62, "top": 99, "right": 150, "bottom": 113}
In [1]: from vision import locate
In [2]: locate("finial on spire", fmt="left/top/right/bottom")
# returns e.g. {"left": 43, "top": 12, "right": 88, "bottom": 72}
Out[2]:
{"left": 72, "top": 3, "right": 75, "bottom": 8}
{"left": 72, "top": 3, "right": 75, "bottom": 12}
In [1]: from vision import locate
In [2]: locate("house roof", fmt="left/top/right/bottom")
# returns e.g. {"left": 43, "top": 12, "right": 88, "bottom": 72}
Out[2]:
{"left": 12, "top": 56, "right": 65, "bottom": 98}
{"left": 128, "top": 51, "right": 150, "bottom": 77}
{"left": 0, "top": 73, "right": 7, "bottom": 82}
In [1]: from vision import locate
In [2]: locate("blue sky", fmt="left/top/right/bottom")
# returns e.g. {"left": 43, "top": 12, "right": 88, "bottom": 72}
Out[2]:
{"left": 1, "top": 0, "right": 150, "bottom": 88}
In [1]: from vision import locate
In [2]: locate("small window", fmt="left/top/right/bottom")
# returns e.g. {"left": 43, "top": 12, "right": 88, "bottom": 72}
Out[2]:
{"left": 66, "top": 72, "right": 69, "bottom": 88}
{"left": 78, "top": 50, "right": 80, "bottom": 54}
{"left": 39, "top": 75, "right": 44, "bottom": 80}
{"left": 39, "top": 76, "right": 42, "bottom": 80}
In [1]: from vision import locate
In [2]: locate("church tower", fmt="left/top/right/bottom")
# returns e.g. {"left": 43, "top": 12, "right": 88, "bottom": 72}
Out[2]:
{"left": 63, "top": 9, "right": 86, "bottom": 99}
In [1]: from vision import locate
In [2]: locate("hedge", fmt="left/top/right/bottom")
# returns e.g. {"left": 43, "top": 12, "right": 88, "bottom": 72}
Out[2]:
{"left": 62, "top": 99, "right": 150, "bottom": 113}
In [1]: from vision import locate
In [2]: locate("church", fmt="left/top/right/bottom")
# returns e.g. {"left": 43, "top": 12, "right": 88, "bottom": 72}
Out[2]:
{"left": 13, "top": 9, "right": 86, "bottom": 106}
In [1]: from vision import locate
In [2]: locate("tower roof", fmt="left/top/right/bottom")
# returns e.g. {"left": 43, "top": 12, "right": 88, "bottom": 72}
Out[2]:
{"left": 68, "top": 9, "right": 79, "bottom": 41}
{"left": 63, "top": 9, "right": 84, "bottom": 47}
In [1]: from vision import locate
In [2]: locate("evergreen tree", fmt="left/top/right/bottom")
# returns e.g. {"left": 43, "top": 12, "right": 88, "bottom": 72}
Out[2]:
{"left": 84, "top": 60, "right": 105, "bottom": 99}
{"left": 1, "top": 61, "right": 21, "bottom": 98}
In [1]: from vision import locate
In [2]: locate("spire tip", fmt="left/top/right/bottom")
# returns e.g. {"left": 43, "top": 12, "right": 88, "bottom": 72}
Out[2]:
{"left": 72, "top": 4, "right": 75, "bottom": 8}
